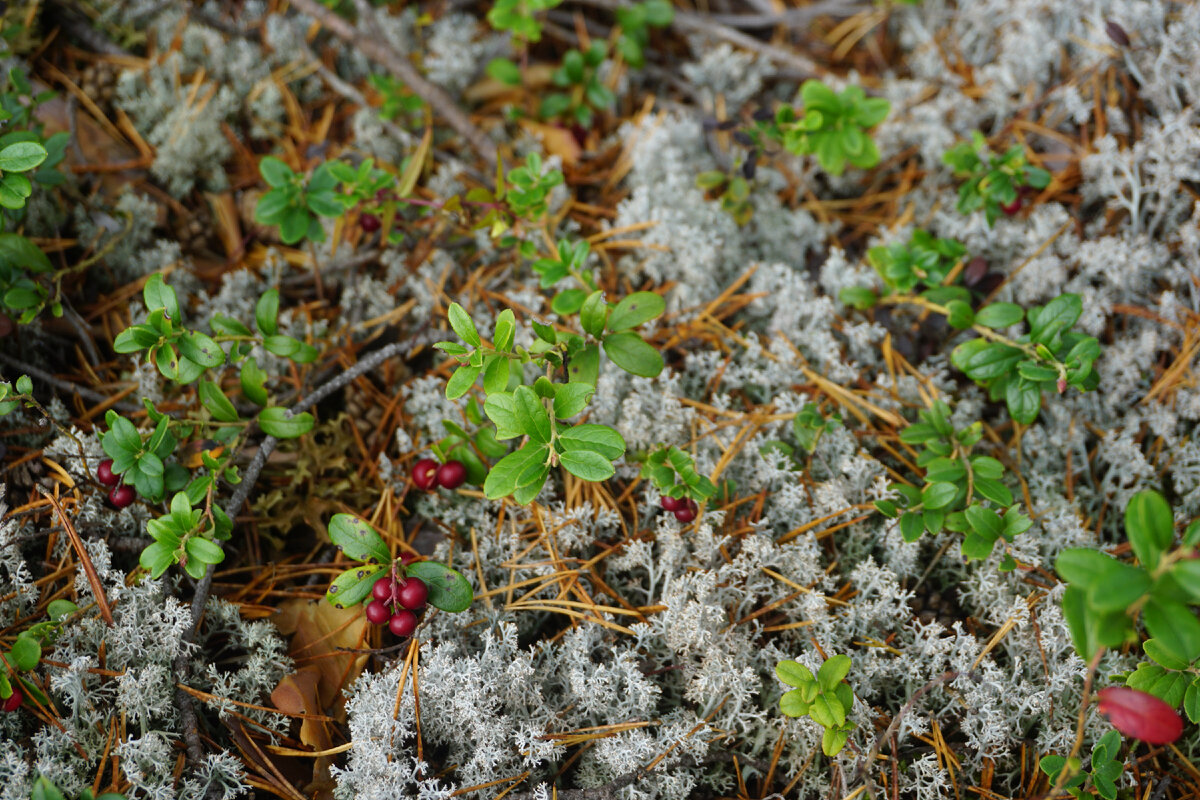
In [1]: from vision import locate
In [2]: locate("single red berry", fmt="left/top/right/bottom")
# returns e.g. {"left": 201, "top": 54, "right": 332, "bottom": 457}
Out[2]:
{"left": 436, "top": 460, "right": 467, "bottom": 490}
{"left": 673, "top": 499, "right": 698, "bottom": 523}
{"left": 396, "top": 577, "right": 428, "bottom": 610}
{"left": 660, "top": 495, "right": 681, "bottom": 512}
{"left": 372, "top": 576, "right": 396, "bottom": 602}
{"left": 1000, "top": 197, "right": 1022, "bottom": 216}
{"left": 389, "top": 609, "right": 418, "bottom": 637}
{"left": 1096, "top": 687, "right": 1182, "bottom": 744}
{"left": 360, "top": 213, "right": 381, "bottom": 233}
{"left": 109, "top": 484, "right": 136, "bottom": 509}
{"left": 365, "top": 599, "right": 391, "bottom": 625}
{"left": 412, "top": 458, "right": 440, "bottom": 491}
{"left": 2, "top": 688, "right": 22, "bottom": 712}
{"left": 97, "top": 459, "right": 119, "bottom": 487}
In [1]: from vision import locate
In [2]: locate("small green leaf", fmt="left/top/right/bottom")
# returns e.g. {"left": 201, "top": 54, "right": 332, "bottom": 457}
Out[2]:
{"left": 0, "top": 141, "right": 47, "bottom": 172}
{"left": 553, "top": 382, "right": 593, "bottom": 419}
{"left": 1144, "top": 597, "right": 1200, "bottom": 665}
{"left": 185, "top": 536, "right": 225, "bottom": 565}
{"left": 10, "top": 635, "right": 40, "bottom": 670}
{"left": 139, "top": 541, "right": 177, "bottom": 579}
{"left": 921, "top": 482, "right": 958, "bottom": 510}
{"left": 448, "top": 302, "right": 481, "bottom": 347}
{"left": 557, "top": 423, "right": 625, "bottom": 460}
{"left": 779, "top": 688, "right": 810, "bottom": 717}
{"left": 603, "top": 331, "right": 663, "bottom": 377}
{"left": 405, "top": 561, "right": 474, "bottom": 612}
{"left": 199, "top": 380, "right": 239, "bottom": 422}
{"left": 256, "top": 289, "right": 279, "bottom": 336}
{"left": 808, "top": 693, "right": 845, "bottom": 728}
{"left": 258, "top": 407, "right": 314, "bottom": 439}
{"left": 325, "top": 564, "right": 387, "bottom": 609}
{"left": 259, "top": 156, "right": 294, "bottom": 188}
{"left": 607, "top": 291, "right": 664, "bottom": 331}
{"left": 143, "top": 274, "right": 180, "bottom": 320}
{"left": 974, "top": 303, "right": 1024, "bottom": 328}
{"left": 484, "top": 443, "right": 549, "bottom": 499}
{"left": 447, "top": 364, "right": 482, "bottom": 399}
{"left": 559, "top": 448, "right": 615, "bottom": 481}
{"left": 580, "top": 291, "right": 608, "bottom": 337}
{"left": 240, "top": 358, "right": 269, "bottom": 406}
{"left": 1126, "top": 490, "right": 1174, "bottom": 571}
{"left": 973, "top": 477, "right": 1013, "bottom": 507}
{"left": 776, "top": 659, "right": 815, "bottom": 688}
{"left": 514, "top": 386, "right": 552, "bottom": 443}
{"left": 816, "top": 654, "right": 851, "bottom": 691}
{"left": 328, "top": 513, "right": 391, "bottom": 564}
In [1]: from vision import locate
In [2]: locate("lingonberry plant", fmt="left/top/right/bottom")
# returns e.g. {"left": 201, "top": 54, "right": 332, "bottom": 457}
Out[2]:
{"left": 942, "top": 131, "right": 1052, "bottom": 225}
{"left": 528, "top": 237, "right": 595, "bottom": 315}
{"left": 1057, "top": 490, "right": 1200, "bottom": 723}
{"left": 486, "top": 0, "right": 563, "bottom": 46}
{"left": 30, "top": 776, "right": 126, "bottom": 800}
{"left": 776, "top": 654, "right": 857, "bottom": 756}
{"left": 752, "top": 80, "right": 890, "bottom": 176}
{"left": 436, "top": 290, "right": 664, "bottom": 502}
{"left": 1, "top": 598, "right": 76, "bottom": 713}
{"left": 639, "top": 445, "right": 717, "bottom": 516}
{"left": 875, "top": 400, "right": 1031, "bottom": 566}
{"left": 324, "top": 514, "right": 472, "bottom": 636}
{"left": 1039, "top": 729, "right": 1124, "bottom": 800}
{"left": 254, "top": 156, "right": 345, "bottom": 245}
{"left": 865, "top": 230, "right": 967, "bottom": 294}
{"left": 613, "top": 0, "right": 674, "bottom": 67}
{"left": 539, "top": 41, "right": 614, "bottom": 128}
{"left": 695, "top": 169, "right": 754, "bottom": 226}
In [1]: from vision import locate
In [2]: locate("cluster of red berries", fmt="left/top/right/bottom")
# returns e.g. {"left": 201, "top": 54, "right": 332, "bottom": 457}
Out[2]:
{"left": 364, "top": 575, "right": 427, "bottom": 637}
{"left": 97, "top": 459, "right": 136, "bottom": 508}
{"left": 412, "top": 458, "right": 466, "bottom": 491}
{"left": 2, "top": 688, "right": 22, "bottom": 712}
{"left": 661, "top": 495, "right": 698, "bottom": 523}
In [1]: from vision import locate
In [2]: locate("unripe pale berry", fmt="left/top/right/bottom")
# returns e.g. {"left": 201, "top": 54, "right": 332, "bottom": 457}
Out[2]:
{"left": 389, "top": 609, "right": 418, "bottom": 637}
{"left": 97, "top": 459, "right": 119, "bottom": 487}
{"left": 412, "top": 458, "right": 439, "bottom": 490}
{"left": 109, "top": 484, "right": 136, "bottom": 509}
{"left": 365, "top": 599, "right": 390, "bottom": 625}
{"left": 396, "top": 577, "right": 428, "bottom": 610}
{"left": 436, "top": 460, "right": 467, "bottom": 490}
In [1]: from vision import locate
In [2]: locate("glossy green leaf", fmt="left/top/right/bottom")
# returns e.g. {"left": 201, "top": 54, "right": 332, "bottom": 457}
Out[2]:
{"left": 328, "top": 513, "right": 391, "bottom": 564}
{"left": 405, "top": 560, "right": 474, "bottom": 612}
{"left": 603, "top": 332, "right": 663, "bottom": 377}
{"left": 1126, "top": 490, "right": 1174, "bottom": 571}
{"left": 607, "top": 291, "right": 664, "bottom": 331}
{"left": 325, "top": 564, "right": 387, "bottom": 609}
{"left": 199, "top": 380, "right": 238, "bottom": 422}
{"left": 447, "top": 302, "right": 480, "bottom": 347}
{"left": 557, "top": 423, "right": 625, "bottom": 460}
{"left": 258, "top": 407, "right": 314, "bottom": 439}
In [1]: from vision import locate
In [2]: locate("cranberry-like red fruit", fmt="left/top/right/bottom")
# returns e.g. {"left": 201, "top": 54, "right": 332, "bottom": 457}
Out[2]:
{"left": 673, "top": 499, "right": 698, "bottom": 523}
{"left": 396, "top": 577, "right": 428, "bottom": 610}
{"left": 436, "top": 460, "right": 467, "bottom": 490}
{"left": 660, "top": 495, "right": 681, "bottom": 512}
{"left": 365, "top": 599, "right": 391, "bottom": 625}
{"left": 109, "top": 484, "right": 136, "bottom": 509}
{"left": 372, "top": 576, "right": 396, "bottom": 602}
{"left": 412, "top": 458, "right": 440, "bottom": 491}
{"left": 360, "top": 213, "right": 381, "bottom": 233}
{"left": 2, "top": 688, "right": 22, "bottom": 712}
{"left": 97, "top": 459, "right": 119, "bottom": 487}
{"left": 1097, "top": 687, "right": 1182, "bottom": 744}
{"left": 1000, "top": 197, "right": 1022, "bottom": 216}
{"left": 389, "top": 609, "right": 418, "bottom": 637}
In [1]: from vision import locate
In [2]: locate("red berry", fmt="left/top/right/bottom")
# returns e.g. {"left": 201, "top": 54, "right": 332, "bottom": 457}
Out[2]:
{"left": 396, "top": 577, "right": 428, "bottom": 610}
{"left": 97, "top": 459, "right": 119, "bottom": 487}
{"left": 673, "top": 499, "right": 697, "bottom": 523}
{"left": 2, "top": 688, "right": 22, "bottom": 712}
{"left": 436, "top": 460, "right": 467, "bottom": 490}
{"left": 389, "top": 609, "right": 418, "bottom": 637}
{"left": 109, "top": 484, "right": 136, "bottom": 509}
{"left": 372, "top": 576, "right": 396, "bottom": 602}
{"left": 412, "top": 458, "right": 439, "bottom": 491}
{"left": 1097, "top": 687, "right": 1182, "bottom": 744}
{"left": 1000, "top": 197, "right": 1022, "bottom": 216}
{"left": 365, "top": 599, "right": 391, "bottom": 625}
{"left": 360, "top": 213, "right": 381, "bottom": 233}
{"left": 660, "top": 495, "right": 681, "bottom": 512}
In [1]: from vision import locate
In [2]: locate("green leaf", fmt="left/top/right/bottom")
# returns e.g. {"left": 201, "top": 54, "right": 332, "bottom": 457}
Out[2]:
{"left": 951, "top": 339, "right": 1024, "bottom": 381}
{"left": 779, "top": 688, "right": 810, "bottom": 717}
{"left": 821, "top": 727, "right": 849, "bottom": 756}
{"left": 1031, "top": 294, "right": 1082, "bottom": 345}
{"left": 256, "top": 289, "right": 279, "bottom": 336}
{"left": 580, "top": 291, "right": 608, "bottom": 337}
{"left": 1056, "top": 547, "right": 1120, "bottom": 587}
{"left": 553, "top": 382, "right": 593, "bottom": 419}
{"left": 557, "top": 423, "right": 625, "bottom": 460}
{"left": 482, "top": 356, "right": 511, "bottom": 395}
{"left": 484, "top": 393, "right": 522, "bottom": 439}
{"left": 484, "top": 443, "right": 549, "bottom": 499}
{"left": 448, "top": 302, "right": 481, "bottom": 347}
{"left": 0, "top": 232, "right": 51, "bottom": 272}
{"left": 509, "top": 385, "right": 550, "bottom": 442}
{"left": 945, "top": 300, "right": 974, "bottom": 330}
{"left": 921, "top": 481, "right": 958, "bottom": 510}
{"left": 404, "top": 561, "right": 474, "bottom": 612}
{"left": 603, "top": 331, "right": 663, "bottom": 377}
{"left": 185, "top": 536, "right": 225, "bottom": 565}
{"left": 139, "top": 541, "right": 177, "bottom": 579}
{"left": 1005, "top": 377, "right": 1041, "bottom": 424}
{"left": 328, "top": 513, "right": 391, "bottom": 564}
{"left": 240, "top": 358, "right": 269, "bottom": 406}
{"left": 1144, "top": 638, "right": 1191, "bottom": 671}
{"left": 1143, "top": 597, "right": 1200, "bottom": 665}
{"left": 0, "top": 141, "right": 47, "bottom": 172}
{"left": 199, "top": 380, "right": 239, "bottom": 422}
{"left": 143, "top": 274, "right": 180, "bottom": 320}
{"left": 259, "top": 156, "right": 294, "bottom": 188}
{"left": 899, "top": 511, "right": 923, "bottom": 542}
{"left": 1086, "top": 561, "right": 1151, "bottom": 613}
{"left": 559, "top": 448, "right": 615, "bottom": 481}
{"left": 973, "top": 477, "right": 1013, "bottom": 507}
{"left": 965, "top": 503, "right": 1003, "bottom": 541}
{"left": 31, "top": 777, "right": 67, "bottom": 800}
{"left": 808, "top": 693, "right": 845, "bottom": 728}
{"left": 776, "top": 659, "right": 815, "bottom": 688}
{"left": 47, "top": 599, "right": 77, "bottom": 621}
{"left": 1126, "top": 490, "right": 1174, "bottom": 571}
{"left": 567, "top": 342, "right": 601, "bottom": 385}
{"left": 258, "top": 407, "right": 314, "bottom": 439}
{"left": 494, "top": 309, "right": 516, "bottom": 352}
{"left": 816, "top": 654, "right": 851, "bottom": 691}
{"left": 974, "top": 302, "right": 1024, "bottom": 328}
{"left": 10, "top": 635, "right": 40, "bottom": 670}
{"left": 486, "top": 57, "right": 523, "bottom": 86}
{"left": 325, "top": 564, "right": 387, "bottom": 609}
{"left": 607, "top": 291, "right": 664, "bottom": 331}
{"left": 447, "top": 364, "right": 482, "bottom": 399}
